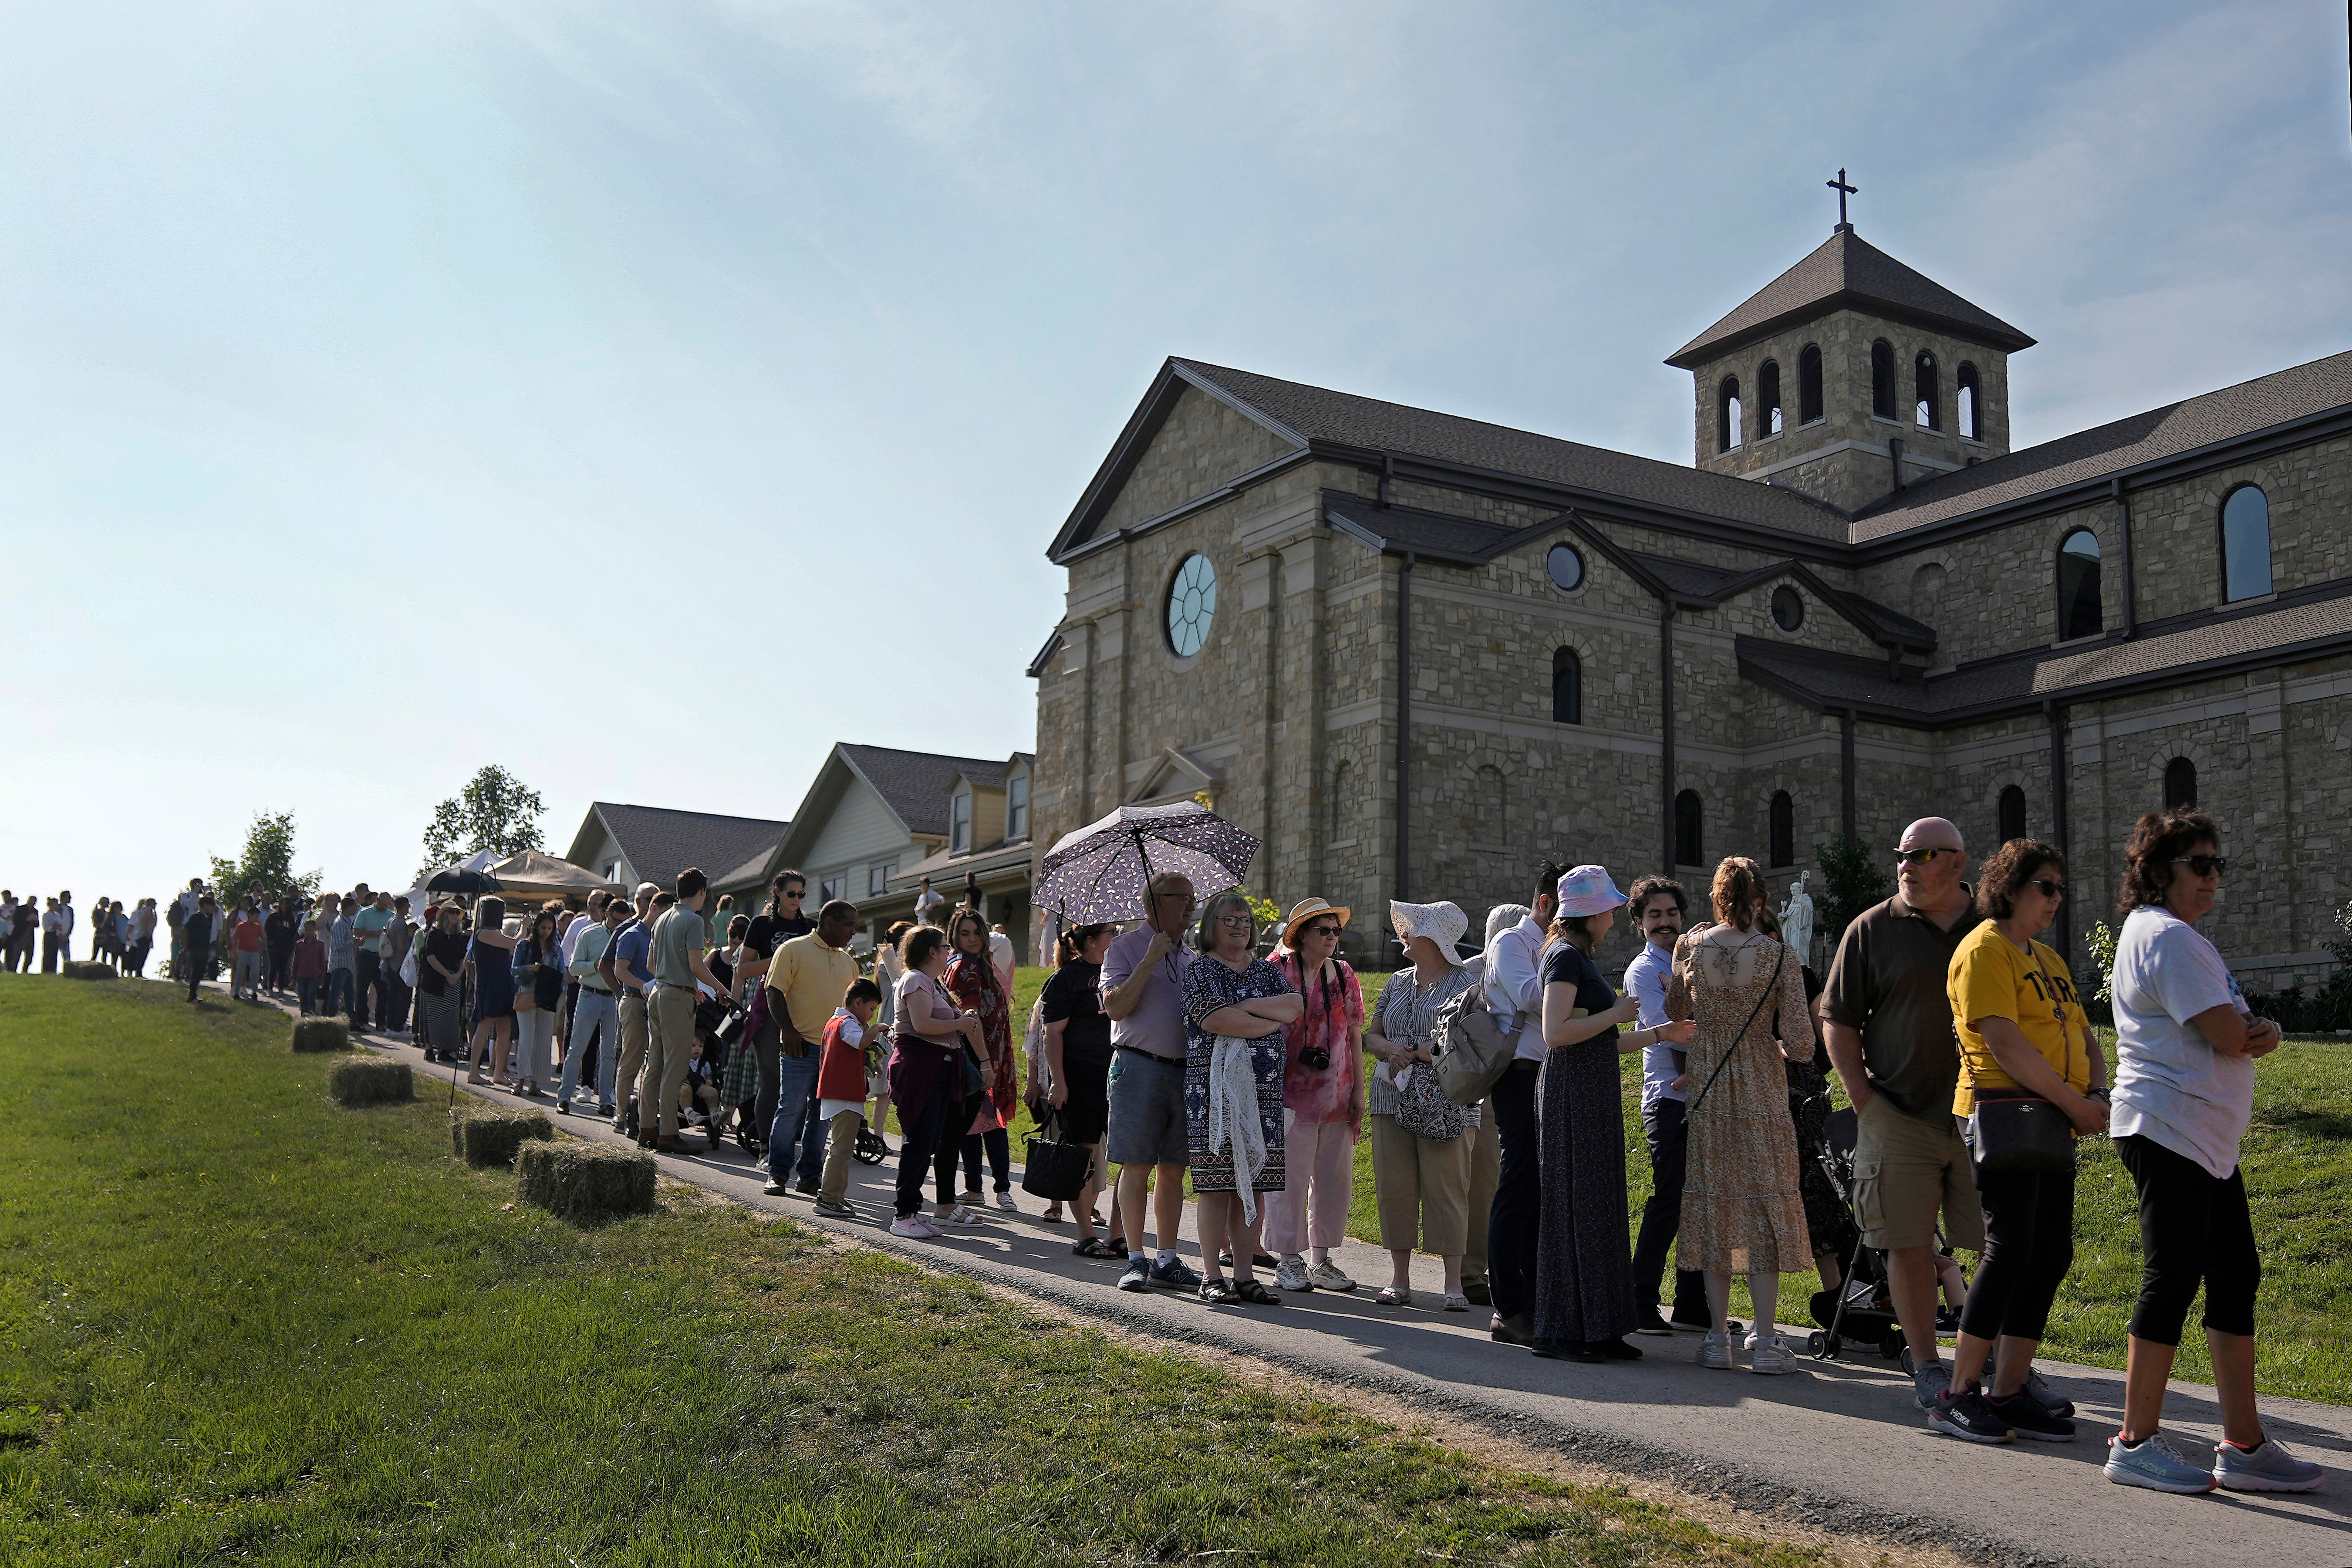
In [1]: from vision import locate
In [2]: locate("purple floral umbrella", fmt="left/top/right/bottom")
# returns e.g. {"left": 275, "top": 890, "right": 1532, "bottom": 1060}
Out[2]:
{"left": 1034, "top": 802, "right": 1260, "bottom": 924}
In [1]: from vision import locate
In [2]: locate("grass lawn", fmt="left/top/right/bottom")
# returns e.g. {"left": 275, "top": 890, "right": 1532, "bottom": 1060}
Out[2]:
{"left": 0, "top": 977, "right": 1851, "bottom": 1566}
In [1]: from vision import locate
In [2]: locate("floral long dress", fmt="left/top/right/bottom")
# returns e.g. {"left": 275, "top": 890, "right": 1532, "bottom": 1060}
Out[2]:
{"left": 945, "top": 951, "right": 1013, "bottom": 1135}
{"left": 1664, "top": 931, "right": 1815, "bottom": 1275}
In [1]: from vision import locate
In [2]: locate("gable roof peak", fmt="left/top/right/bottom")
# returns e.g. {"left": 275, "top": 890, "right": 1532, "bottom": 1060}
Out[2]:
{"left": 1667, "top": 227, "right": 2035, "bottom": 370}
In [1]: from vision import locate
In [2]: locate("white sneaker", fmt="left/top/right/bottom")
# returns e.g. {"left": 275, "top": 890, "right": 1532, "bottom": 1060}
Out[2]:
{"left": 1746, "top": 1332, "right": 1796, "bottom": 1375}
{"left": 1306, "top": 1258, "right": 1357, "bottom": 1292}
{"left": 890, "top": 1215, "right": 941, "bottom": 1239}
{"left": 1698, "top": 1331, "right": 1734, "bottom": 1370}
{"left": 993, "top": 1191, "right": 1019, "bottom": 1212}
{"left": 1274, "top": 1255, "right": 1315, "bottom": 1292}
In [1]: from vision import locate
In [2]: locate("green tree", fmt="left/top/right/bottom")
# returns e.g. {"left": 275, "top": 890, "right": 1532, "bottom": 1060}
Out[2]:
{"left": 418, "top": 765, "right": 546, "bottom": 878}
{"left": 1813, "top": 835, "right": 1890, "bottom": 953}
{"left": 209, "top": 811, "right": 323, "bottom": 903}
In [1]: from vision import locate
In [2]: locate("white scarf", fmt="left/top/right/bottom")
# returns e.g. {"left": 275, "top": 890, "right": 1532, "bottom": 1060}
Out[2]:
{"left": 1205, "top": 1034, "right": 1270, "bottom": 1223}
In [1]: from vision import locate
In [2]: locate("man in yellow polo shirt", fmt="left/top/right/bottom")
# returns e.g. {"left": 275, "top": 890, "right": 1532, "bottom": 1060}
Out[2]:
{"left": 763, "top": 898, "right": 864, "bottom": 1197}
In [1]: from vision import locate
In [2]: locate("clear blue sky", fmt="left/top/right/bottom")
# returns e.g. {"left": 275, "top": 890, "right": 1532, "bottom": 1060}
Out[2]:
{"left": 7, "top": 0, "right": 2349, "bottom": 902}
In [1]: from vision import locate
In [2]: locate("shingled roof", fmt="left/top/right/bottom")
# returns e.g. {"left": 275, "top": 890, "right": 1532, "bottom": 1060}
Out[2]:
{"left": 1667, "top": 227, "right": 2035, "bottom": 369}
{"left": 838, "top": 745, "right": 1014, "bottom": 839}
{"left": 573, "top": 804, "right": 788, "bottom": 894}
{"left": 1852, "top": 348, "right": 2352, "bottom": 543}
{"left": 1173, "top": 360, "right": 1850, "bottom": 542}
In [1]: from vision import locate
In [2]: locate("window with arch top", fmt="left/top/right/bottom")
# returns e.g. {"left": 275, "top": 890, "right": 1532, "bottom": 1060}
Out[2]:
{"left": 1758, "top": 360, "right": 1783, "bottom": 437}
{"left": 1718, "top": 376, "right": 1742, "bottom": 452}
{"left": 1914, "top": 351, "right": 1939, "bottom": 429}
{"left": 2220, "top": 485, "right": 2273, "bottom": 602}
{"left": 1551, "top": 647, "right": 1582, "bottom": 725}
{"left": 1957, "top": 363, "right": 1981, "bottom": 440}
{"left": 1798, "top": 344, "right": 1824, "bottom": 425}
{"left": 1871, "top": 341, "right": 1897, "bottom": 419}
{"left": 1768, "top": 790, "right": 1794, "bottom": 868}
{"left": 2164, "top": 757, "right": 2198, "bottom": 809}
{"left": 1674, "top": 789, "right": 1703, "bottom": 867}
{"left": 1997, "top": 785, "right": 2026, "bottom": 845}
{"left": 2057, "top": 529, "right": 2102, "bottom": 641}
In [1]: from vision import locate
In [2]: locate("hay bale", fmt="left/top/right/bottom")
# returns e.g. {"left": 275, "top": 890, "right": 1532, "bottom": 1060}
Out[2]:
{"left": 516, "top": 1140, "right": 657, "bottom": 1223}
{"left": 61, "top": 961, "right": 116, "bottom": 981}
{"left": 452, "top": 1109, "right": 555, "bottom": 1168}
{"left": 328, "top": 1057, "right": 414, "bottom": 1107}
{"left": 290, "top": 1017, "right": 352, "bottom": 1053}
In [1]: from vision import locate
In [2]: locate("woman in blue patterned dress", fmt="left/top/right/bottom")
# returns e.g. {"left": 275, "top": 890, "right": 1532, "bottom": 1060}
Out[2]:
{"left": 1181, "top": 889, "right": 1301, "bottom": 1306}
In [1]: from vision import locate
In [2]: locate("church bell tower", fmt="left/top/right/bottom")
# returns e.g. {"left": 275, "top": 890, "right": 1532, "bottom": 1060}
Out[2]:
{"left": 1667, "top": 179, "right": 2034, "bottom": 514}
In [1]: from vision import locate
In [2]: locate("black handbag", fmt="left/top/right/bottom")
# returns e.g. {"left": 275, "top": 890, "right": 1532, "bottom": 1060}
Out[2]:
{"left": 1966, "top": 949, "right": 2081, "bottom": 1179}
{"left": 1021, "top": 1109, "right": 1093, "bottom": 1202}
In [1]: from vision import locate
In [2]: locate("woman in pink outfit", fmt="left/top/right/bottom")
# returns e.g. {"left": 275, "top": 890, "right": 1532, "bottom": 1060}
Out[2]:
{"left": 1265, "top": 898, "right": 1364, "bottom": 1295}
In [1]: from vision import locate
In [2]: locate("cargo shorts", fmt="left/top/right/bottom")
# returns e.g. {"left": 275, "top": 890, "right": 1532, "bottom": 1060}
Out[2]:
{"left": 1851, "top": 1093, "right": 1985, "bottom": 1252}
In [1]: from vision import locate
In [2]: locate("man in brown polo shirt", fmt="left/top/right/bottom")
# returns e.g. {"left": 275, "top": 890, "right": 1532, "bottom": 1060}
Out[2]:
{"left": 1822, "top": 816, "right": 1985, "bottom": 1412}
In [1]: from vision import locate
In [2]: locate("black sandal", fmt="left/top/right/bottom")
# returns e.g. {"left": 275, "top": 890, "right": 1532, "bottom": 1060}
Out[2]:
{"left": 1072, "top": 1236, "right": 1121, "bottom": 1258}
{"left": 1230, "top": 1278, "right": 1279, "bottom": 1306}
{"left": 1198, "top": 1278, "right": 1236, "bottom": 1305}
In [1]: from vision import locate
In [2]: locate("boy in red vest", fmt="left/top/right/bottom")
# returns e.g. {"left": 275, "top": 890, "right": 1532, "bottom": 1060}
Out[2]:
{"left": 813, "top": 977, "right": 884, "bottom": 1219}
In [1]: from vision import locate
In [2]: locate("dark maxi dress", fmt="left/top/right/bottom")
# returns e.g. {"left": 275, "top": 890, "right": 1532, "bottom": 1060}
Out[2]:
{"left": 1531, "top": 940, "right": 1638, "bottom": 1354}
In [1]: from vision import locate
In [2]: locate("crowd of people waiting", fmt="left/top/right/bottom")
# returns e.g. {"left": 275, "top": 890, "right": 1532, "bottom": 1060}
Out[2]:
{"left": 33, "top": 799, "right": 2322, "bottom": 1499}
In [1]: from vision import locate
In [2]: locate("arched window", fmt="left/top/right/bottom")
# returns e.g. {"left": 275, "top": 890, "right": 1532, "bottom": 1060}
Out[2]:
{"left": 1769, "top": 790, "right": 1795, "bottom": 868}
{"left": 1798, "top": 344, "right": 1824, "bottom": 425}
{"left": 1871, "top": 340, "right": 1896, "bottom": 419}
{"left": 1674, "top": 789, "right": 1703, "bottom": 867}
{"left": 2220, "top": 485, "right": 2273, "bottom": 602}
{"left": 2164, "top": 757, "right": 2198, "bottom": 809}
{"left": 1914, "top": 351, "right": 1939, "bottom": 429}
{"left": 1957, "top": 363, "right": 1981, "bottom": 440}
{"left": 1758, "top": 360, "right": 1783, "bottom": 438}
{"left": 1998, "top": 785, "right": 2026, "bottom": 845}
{"left": 1551, "top": 647, "right": 1582, "bottom": 725}
{"left": 1718, "top": 376, "right": 1742, "bottom": 452}
{"left": 1909, "top": 562, "right": 1946, "bottom": 620}
{"left": 2057, "top": 529, "right": 2102, "bottom": 641}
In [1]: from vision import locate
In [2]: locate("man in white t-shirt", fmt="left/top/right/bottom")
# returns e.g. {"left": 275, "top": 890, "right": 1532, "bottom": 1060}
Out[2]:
{"left": 989, "top": 923, "right": 1016, "bottom": 996}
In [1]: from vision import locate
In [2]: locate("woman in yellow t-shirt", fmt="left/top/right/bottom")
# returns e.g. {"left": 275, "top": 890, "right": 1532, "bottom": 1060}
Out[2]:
{"left": 1931, "top": 840, "right": 2107, "bottom": 1444}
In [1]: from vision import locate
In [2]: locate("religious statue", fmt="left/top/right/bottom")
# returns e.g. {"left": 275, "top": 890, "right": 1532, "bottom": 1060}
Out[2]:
{"left": 1778, "top": 872, "right": 1816, "bottom": 968}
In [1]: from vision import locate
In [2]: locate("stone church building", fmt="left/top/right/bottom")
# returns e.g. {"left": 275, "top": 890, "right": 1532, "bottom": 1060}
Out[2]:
{"left": 1026, "top": 218, "right": 2352, "bottom": 988}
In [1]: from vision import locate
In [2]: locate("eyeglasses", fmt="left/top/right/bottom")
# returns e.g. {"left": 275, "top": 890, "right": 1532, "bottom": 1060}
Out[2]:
{"left": 1892, "top": 847, "right": 1961, "bottom": 866}
{"left": 2025, "top": 879, "right": 2065, "bottom": 899}
{"left": 2172, "top": 855, "right": 2228, "bottom": 878}
{"left": 1303, "top": 924, "right": 1342, "bottom": 938}
{"left": 1215, "top": 914, "right": 1254, "bottom": 929}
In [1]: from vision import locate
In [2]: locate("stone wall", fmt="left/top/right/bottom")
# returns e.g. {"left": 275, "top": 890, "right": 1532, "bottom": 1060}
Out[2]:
{"left": 1099, "top": 384, "right": 1298, "bottom": 535}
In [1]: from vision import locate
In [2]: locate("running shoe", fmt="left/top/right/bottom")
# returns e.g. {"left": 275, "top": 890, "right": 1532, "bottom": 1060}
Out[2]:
{"left": 888, "top": 1215, "right": 941, "bottom": 1240}
{"left": 1305, "top": 1259, "right": 1356, "bottom": 1292}
{"left": 1984, "top": 1390, "right": 2075, "bottom": 1442}
{"left": 2214, "top": 1438, "right": 2325, "bottom": 1493}
{"left": 992, "top": 1191, "right": 1019, "bottom": 1212}
{"left": 1274, "top": 1256, "right": 1314, "bottom": 1292}
{"left": 1149, "top": 1255, "right": 1201, "bottom": 1291}
{"left": 812, "top": 1197, "right": 857, "bottom": 1220}
{"left": 1697, "top": 1332, "right": 1734, "bottom": 1370}
{"left": 1746, "top": 1332, "right": 1797, "bottom": 1375}
{"left": 1911, "top": 1360, "right": 1952, "bottom": 1411}
{"left": 2023, "top": 1367, "right": 2075, "bottom": 1419}
{"left": 1927, "top": 1389, "right": 2015, "bottom": 1444}
{"left": 1117, "top": 1258, "right": 1151, "bottom": 1292}
{"left": 2106, "top": 1432, "right": 2217, "bottom": 1493}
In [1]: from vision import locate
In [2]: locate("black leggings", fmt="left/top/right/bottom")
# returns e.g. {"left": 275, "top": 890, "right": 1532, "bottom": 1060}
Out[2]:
{"left": 962, "top": 1126, "right": 1011, "bottom": 1194}
{"left": 2115, "top": 1133, "right": 2260, "bottom": 1345}
{"left": 931, "top": 1094, "right": 971, "bottom": 1207}
{"left": 1959, "top": 1162, "right": 2075, "bottom": 1344}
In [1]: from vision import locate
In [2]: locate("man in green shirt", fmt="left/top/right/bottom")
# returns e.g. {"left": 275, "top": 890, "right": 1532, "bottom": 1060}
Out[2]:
{"left": 639, "top": 868, "right": 729, "bottom": 1152}
{"left": 351, "top": 892, "right": 394, "bottom": 1033}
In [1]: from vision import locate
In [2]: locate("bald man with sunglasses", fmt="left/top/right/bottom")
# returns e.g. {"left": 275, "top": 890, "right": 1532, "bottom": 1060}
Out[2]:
{"left": 1822, "top": 816, "right": 1987, "bottom": 1412}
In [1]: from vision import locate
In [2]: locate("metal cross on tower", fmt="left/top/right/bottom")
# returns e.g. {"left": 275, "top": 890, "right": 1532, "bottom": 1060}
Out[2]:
{"left": 1827, "top": 168, "right": 1858, "bottom": 232}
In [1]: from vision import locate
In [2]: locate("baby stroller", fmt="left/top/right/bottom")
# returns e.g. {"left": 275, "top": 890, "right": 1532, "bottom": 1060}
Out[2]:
{"left": 1804, "top": 1105, "right": 1912, "bottom": 1363}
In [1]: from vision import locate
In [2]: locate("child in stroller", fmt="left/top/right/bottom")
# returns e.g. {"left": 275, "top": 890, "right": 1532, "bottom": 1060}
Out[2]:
{"left": 1804, "top": 1105, "right": 1966, "bottom": 1362}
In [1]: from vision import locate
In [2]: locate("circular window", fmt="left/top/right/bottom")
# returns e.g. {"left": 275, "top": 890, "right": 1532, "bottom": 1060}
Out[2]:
{"left": 1166, "top": 553, "right": 1217, "bottom": 658}
{"left": 1770, "top": 584, "right": 1805, "bottom": 632}
{"left": 1546, "top": 543, "right": 1585, "bottom": 593}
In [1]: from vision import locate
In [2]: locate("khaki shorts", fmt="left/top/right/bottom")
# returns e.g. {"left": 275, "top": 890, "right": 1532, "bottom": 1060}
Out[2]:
{"left": 1851, "top": 1093, "right": 1985, "bottom": 1252}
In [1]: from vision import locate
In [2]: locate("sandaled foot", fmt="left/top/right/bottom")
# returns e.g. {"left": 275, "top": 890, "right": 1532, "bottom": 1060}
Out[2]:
{"left": 1375, "top": 1285, "right": 1412, "bottom": 1307}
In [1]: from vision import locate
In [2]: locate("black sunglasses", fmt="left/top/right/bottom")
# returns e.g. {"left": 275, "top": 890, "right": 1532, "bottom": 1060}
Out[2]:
{"left": 1892, "top": 846, "right": 1961, "bottom": 866}
{"left": 2172, "top": 855, "right": 2228, "bottom": 878}
{"left": 2025, "top": 878, "right": 2065, "bottom": 899}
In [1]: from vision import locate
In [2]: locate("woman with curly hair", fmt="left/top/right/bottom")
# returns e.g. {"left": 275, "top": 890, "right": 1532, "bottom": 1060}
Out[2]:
{"left": 944, "top": 906, "right": 1017, "bottom": 1215}
{"left": 2099, "top": 809, "right": 2322, "bottom": 1494}
{"left": 1664, "top": 856, "right": 1815, "bottom": 1375}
